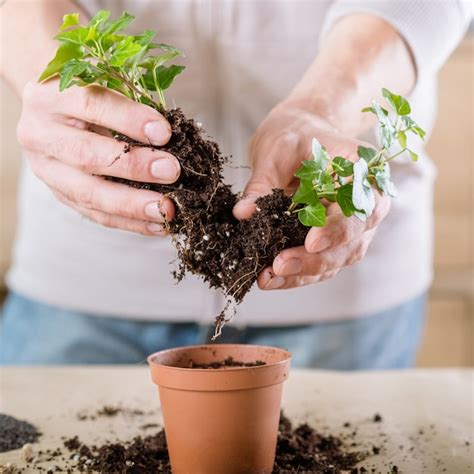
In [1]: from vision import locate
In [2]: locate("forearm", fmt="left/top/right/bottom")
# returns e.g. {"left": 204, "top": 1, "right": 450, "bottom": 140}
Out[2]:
{"left": 0, "top": 0, "right": 88, "bottom": 96}
{"left": 287, "top": 14, "right": 416, "bottom": 137}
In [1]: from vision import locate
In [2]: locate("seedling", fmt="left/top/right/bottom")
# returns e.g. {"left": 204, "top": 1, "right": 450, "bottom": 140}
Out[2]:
{"left": 39, "top": 10, "right": 184, "bottom": 109}
{"left": 290, "top": 89, "right": 426, "bottom": 226}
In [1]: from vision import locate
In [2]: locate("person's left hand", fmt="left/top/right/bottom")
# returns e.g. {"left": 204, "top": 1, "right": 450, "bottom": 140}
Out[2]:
{"left": 233, "top": 101, "right": 391, "bottom": 290}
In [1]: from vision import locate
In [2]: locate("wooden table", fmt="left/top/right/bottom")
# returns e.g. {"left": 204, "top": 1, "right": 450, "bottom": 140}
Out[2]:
{"left": 1, "top": 367, "right": 473, "bottom": 473}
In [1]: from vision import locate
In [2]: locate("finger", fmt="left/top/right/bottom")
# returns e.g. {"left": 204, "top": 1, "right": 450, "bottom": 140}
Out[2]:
{"left": 32, "top": 123, "right": 180, "bottom": 184}
{"left": 272, "top": 244, "right": 346, "bottom": 277}
{"left": 257, "top": 267, "right": 341, "bottom": 290}
{"left": 30, "top": 154, "right": 175, "bottom": 222}
{"left": 31, "top": 81, "right": 172, "bottom": 145}
{"left": 52, "top": 190, "right": 168, "bottom": 237}
{"left": 233, "top": 131, "right": 302, "bottom": 220}
{"left": 305, "top": 195, "right": 390, "bottom": 254}
{"left": 273, "top": 231, "right": 376, "bottom": 277}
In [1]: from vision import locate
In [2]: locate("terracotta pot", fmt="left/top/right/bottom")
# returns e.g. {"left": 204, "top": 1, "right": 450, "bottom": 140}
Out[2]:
{"left": 148, "top": 344, "right": 291, "bottom": 474}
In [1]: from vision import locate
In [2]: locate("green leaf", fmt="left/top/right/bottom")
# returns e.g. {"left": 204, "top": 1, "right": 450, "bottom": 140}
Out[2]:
{"left": 408, "top": 150, "right": 419, "bottom": 162}
{"left": 319, "top": 171, "right": 336, "bottom": 201}
{"left": 100, "top": 33, "right": 126, "bottom": 51}
{"left": 397, "top": 130, "right": 407, "bottom": 149}
{"left": 55, "top": 27, "right": 90, "bottom": 46}
{"left": 361, "top": 106, "right": 375, "bottom": 114}
{"left": 135, "top": 30, "right": 156, "bottom": 47}
{"left": 60, "top": 13, "right": 79, "bottom": 31}
{"left": 292, "top": 179, "right": 318, "bottom": 205}
{"left": 336, "top": 184, "right": 356, "bottom": 217}
{"left": 88, "top": 10, "right": 110, "bottom": 29}
{"left": 298, "top": 201, "right": 327, "bottom": 227}
{"left": 401, "top": 116, "right": 426, "bottom": 140}
{"left": 38, "top": 42, "right": 84, "bottom": 82}
{"left": 311, "top": 137, "right": 329, "bottom": 171}
{"left": 372, "top": 101, "right": 395, "bottom": 148}
{"left": 294, "top": 160, "right": 319, "bottom": 180}
{"left": 154, "top": 64, "right": 185, "bottom": 90}
{"left": 374, "top": 163, "right": 397, "bottom": 197}
{"left": 59, "top": 59, "right": 89, "bottom": 91}
{"left": 85, "top": 25, "right": 97, "bottom": 42}
{"left": 103, "top": 11, "right": 134, "bottom": 34}
{"left": 141, "top": 50, "right": 181, "bottom": 70}
{"left": 357, "top": 146, "right": 377, "bottom": 163}
{"left": 352, "top": 159, "right": 375, "bottom": 217}
{"left": 332, "top": 156, "right": 353, "bottom": 177}
{"left": 110, "top": 37, "right": 143, "bottom": 66}
{"left": 382, "top": 88, "right": 411, "bottom": 115}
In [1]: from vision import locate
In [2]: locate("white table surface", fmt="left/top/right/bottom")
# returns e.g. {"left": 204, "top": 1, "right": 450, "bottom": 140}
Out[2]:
{"left": 0, "top": 367, "right": 473, "bottom": 473}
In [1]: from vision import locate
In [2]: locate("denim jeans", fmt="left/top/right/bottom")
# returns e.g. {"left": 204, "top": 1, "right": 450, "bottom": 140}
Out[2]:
{"left": 0, "top": 291, "right": 426, "bottom": 369}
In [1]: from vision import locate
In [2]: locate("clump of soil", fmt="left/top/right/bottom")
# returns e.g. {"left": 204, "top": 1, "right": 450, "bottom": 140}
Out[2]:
{"left": 0, "top": 414, "right": 41, "bottom": 453}
{"left": 59, "top": 412, "right": 369, "bottom": 473}
{"left": 77, "top": 405, "right": 150, "bottom": 421}
{"left": 274, "top": 413, "right": 368, "bottom": 472}
{"left": 186, "top": 356, "right": 266, "bottom": 369}
{"left": 110, "top": 109, "right": 307, "bottom": 334}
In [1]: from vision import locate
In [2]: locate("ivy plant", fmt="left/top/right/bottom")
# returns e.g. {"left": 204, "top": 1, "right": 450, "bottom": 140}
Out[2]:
{"left": 39, "top": 10, "right": 185, "bottom": 110}
{"left": 290, "top": 88, "right": 426, "bottom": 226}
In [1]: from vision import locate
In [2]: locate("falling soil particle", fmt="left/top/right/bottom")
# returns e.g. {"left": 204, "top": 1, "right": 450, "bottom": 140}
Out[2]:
{"left": 0, "top": 414, "right": 41, "bottom": 453}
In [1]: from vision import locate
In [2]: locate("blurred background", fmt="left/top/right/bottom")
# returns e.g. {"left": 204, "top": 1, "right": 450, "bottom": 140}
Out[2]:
{"left": 1, "top": 30, "right": 472, "bottom": 368}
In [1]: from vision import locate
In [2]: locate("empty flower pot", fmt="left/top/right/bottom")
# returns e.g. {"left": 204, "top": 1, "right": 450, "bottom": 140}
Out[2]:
{"left": 148, "top": 344, "right": 291, "bottom": 474}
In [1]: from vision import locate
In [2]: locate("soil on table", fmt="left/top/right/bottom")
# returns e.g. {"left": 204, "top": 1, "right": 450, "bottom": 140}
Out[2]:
{"left": 0, "top": 414, "right": 41, "bottom": 453}
{"left": 109, "top": 109, "right": 307, "bottom": 334}
{"left": 186, "top": 356, "right": 266, "bottom": 369}
{"left": 56, "top": 412, "right": 370, "bottom": 473}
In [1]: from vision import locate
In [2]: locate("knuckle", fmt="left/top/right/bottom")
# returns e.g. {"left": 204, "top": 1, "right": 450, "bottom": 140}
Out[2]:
{"left": 21, "top": 81, "right": 38, "bottom": 105}
{"left": 276, "top": 130, "right": 299, "bottom": 149}
{"left": 75, "top": 186, "right": 95, "bottom": 210}
{"left": 82, "top": 88, "right": 106, "bottom": 123}
{"left": 118, "top": 194, "right": 140, "bottom": 218}
{"left": 348, "top": 242, "right": 366, "bottom": 265}
{"left": 89, "top": 209, "right": 114, "bottom": 228}
{"left": 16, "top": 116, "right": 36, "bottom": 149}
{"left": 313, "top": 259, "right": 328, "bottom": 275}
{"left": 28, "top": 156, "right": 42, "bottom": 178}
{"left": 335, "top": 223, "right": 351, "bottom": 246}
{"left": 73, "top": 139, "right": 96, "bottom": 171}
{"left": 123, "top": 151, "right": 146, "bottom": 179}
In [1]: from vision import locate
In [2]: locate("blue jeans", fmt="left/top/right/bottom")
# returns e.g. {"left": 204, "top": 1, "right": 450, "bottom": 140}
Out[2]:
{"left": 0, "top": 291, "right": 426, "bottom": 369}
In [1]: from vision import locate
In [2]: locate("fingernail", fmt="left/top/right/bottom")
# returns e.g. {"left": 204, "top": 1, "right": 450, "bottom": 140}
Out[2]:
{"left": 151, "top": 158, "right": 180, "bottom": 182}
{"left": 145, "top": 202, "right": 165, "bottom": 221}
{"left": 310, "top": 236, "right": 331, "bottom": 253}
{"left": 147, "top": 222, "right": 164, "bottom": 234}
{"left": 265, "top": 276, "right": 285, "bottom": 290}
{"left": 280, "top": 258, "right": 303, "bottom": 276}
{"left": 144, "top": 121, "right": 171, "bottom": 145}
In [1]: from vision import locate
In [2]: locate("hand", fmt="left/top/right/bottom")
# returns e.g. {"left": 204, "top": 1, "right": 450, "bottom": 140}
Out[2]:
{"left": 233, "top": 101, "right": 391, "bottom": 290}
{"left": 16, "top": 80, "right": 181, "bottom": 236}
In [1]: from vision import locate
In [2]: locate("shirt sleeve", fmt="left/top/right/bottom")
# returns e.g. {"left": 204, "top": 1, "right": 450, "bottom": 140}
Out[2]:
{"left": 321, "top": 0, "right": 473, "bottom": 80}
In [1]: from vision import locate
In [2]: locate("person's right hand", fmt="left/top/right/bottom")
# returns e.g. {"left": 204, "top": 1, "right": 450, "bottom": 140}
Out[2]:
{"left": 16, "top": 80, "right": 181, "bottom": 236}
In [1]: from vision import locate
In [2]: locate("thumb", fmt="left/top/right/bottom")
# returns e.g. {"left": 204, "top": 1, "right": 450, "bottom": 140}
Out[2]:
{"left": 232, "top": 172, "right": 275, "bottom": 220}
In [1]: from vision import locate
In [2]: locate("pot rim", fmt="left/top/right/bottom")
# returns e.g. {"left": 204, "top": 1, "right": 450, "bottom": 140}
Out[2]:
{"left": 147, "top": 343, "right": 292, "bottom": 372}
{"left": 148, "top": 344, "right": 292, "bottom": 391}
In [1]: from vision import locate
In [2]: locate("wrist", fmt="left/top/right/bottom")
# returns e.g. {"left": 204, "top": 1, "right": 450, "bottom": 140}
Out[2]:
{"left": 284, "top": 14, "right": 415, "bottom": 138}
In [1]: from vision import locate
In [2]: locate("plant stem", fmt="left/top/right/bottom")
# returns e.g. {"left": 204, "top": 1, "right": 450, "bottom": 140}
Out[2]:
{"left": 385, "top": 148, "right": 407, "bottom": 162}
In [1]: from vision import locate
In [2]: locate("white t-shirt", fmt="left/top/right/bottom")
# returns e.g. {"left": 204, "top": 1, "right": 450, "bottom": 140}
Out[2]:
{"left": 7, "top": 0, "right": 471, "bottom": 325}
